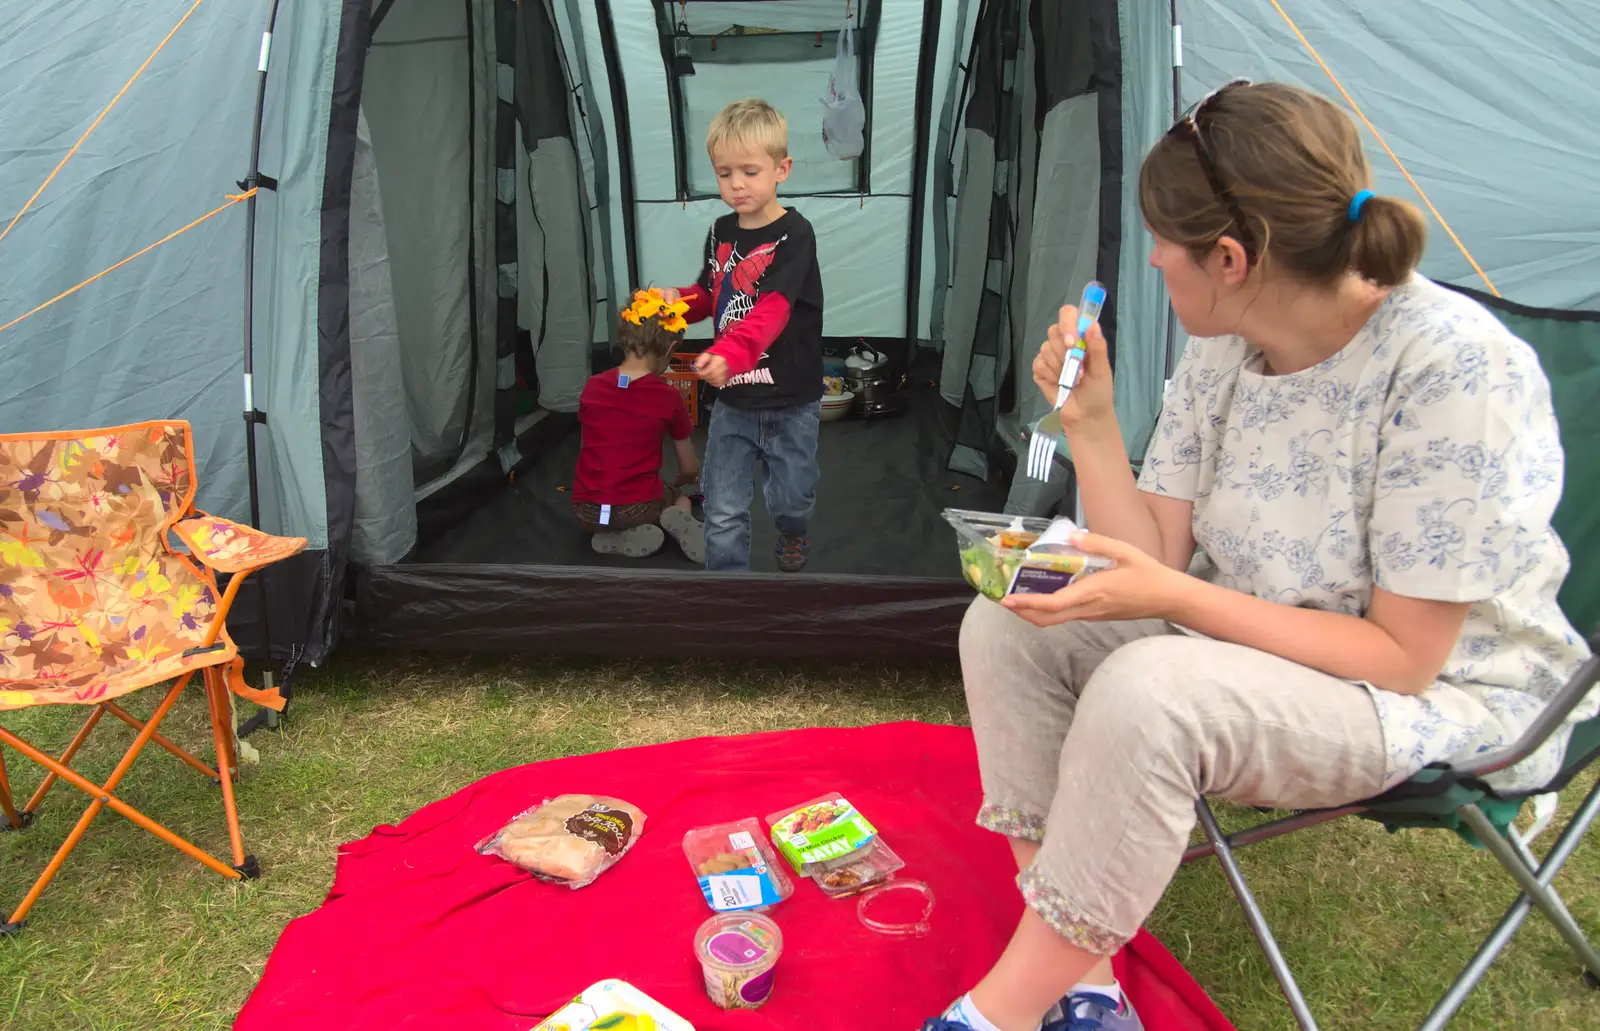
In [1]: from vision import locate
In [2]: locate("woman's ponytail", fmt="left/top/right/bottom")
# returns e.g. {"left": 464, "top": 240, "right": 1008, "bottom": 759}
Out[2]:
{"left": 1348, "top": 194, "right": 1427, "bottom": 288}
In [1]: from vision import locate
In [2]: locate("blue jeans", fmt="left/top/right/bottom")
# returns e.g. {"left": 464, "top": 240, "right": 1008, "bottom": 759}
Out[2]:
{"left": 701, "top": 399, "right": 821, "bottom": 571}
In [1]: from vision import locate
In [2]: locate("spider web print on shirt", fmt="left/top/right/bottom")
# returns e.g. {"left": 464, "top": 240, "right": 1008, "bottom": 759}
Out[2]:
{"left": 712, "top": 236, "right": 786, "bottom": 334}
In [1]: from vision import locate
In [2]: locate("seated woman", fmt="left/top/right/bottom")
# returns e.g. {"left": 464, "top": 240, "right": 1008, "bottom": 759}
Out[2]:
{"left": 925, "top": 81, "right": 1593, "bottom": 1031}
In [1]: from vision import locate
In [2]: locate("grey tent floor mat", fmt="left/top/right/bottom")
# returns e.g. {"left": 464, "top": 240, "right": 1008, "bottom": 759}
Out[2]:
{"left": 411, "top": 378, "right": 1010, "bottom": 576}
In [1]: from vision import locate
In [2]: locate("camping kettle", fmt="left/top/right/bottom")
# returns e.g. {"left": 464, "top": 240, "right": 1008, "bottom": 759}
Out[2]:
{"left": 844, "top": 343, "right": 888, "bottom": 374}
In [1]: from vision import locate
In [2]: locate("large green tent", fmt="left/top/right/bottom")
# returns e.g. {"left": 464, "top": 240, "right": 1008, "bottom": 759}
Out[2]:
{"left": 1, "top": 0, "right": 1594, "bottom": 674}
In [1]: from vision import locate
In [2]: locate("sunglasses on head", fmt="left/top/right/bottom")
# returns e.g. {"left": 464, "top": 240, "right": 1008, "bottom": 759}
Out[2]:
{"left": 1168, "top": 77, "right": 1257, "bottom": 262}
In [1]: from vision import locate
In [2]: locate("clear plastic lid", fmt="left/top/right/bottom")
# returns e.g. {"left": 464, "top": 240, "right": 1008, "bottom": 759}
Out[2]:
{"left": 942, "top": 509, "right": 1053, "bottom": 554}
{"left": 694, "top": 911, "right": 784, "bottom": 973}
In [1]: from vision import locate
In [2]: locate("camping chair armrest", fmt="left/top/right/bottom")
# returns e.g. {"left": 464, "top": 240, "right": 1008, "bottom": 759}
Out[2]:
{"left": 171, "top": 514, "right": 308, "bottom": 575}
{"left": 1452, "top": 651, "right": 1600, "bottom": 779}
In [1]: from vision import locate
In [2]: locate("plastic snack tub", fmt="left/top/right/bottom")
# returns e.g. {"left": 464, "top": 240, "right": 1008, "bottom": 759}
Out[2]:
{"left": 683, "top": 818, "right": 794, "bottom": 912}
{"left": 694, "top": 912, "right": 784, "bottom": 1010}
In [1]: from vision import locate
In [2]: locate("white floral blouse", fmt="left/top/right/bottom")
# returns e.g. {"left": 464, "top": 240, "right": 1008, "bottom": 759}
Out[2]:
{"left": 1138, "top": 275, "right": 1593, "bottom": 793}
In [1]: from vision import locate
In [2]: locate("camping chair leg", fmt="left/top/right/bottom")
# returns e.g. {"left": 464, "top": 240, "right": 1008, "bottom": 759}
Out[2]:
{"left": 1417, "top": 802, "right": 1600, "bottom": 1027}
{"left": 1459, "top": 797, "right": 1600, "bottom": 983}
{"left": 23, "top": 703, "right": 107, "bottom": 814}
{"left": 1, "top": 675, "right": 244, "bottom": 930}
{"left": 1416, "top": 783, "right": 1600, "bottom": 1031}
{"left": 104, "top": 701, "right": 219, "bottom": 780}
{"left": 1195, "top": 800, "right": 1320, "bottom": 1031}
{"left": 204, "top": 668, "right": 251, "bottom": 873}
{"left": 0, "top": 744, "right": 22, "bottom": 830}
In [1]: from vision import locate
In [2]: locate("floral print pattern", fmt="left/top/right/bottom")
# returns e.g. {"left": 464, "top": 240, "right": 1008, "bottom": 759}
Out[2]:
{"left": 1138, "top": 276, "right": 1594, "bottom": 793}
{"left": 173, "top": 515, "right": 306, "bottom": 574}
{"left": 0, "top": 422, "right": 300, "bottom": 711}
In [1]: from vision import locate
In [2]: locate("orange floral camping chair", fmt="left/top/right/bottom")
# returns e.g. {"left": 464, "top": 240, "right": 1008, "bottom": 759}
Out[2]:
{"left": 0, "top": 420, "right": 304, "bottom": 933}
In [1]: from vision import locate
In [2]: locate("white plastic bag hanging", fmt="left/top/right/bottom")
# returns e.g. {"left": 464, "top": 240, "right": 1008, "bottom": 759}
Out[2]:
{"left": 820, "top": 19, "right": 865, "bottom": 161}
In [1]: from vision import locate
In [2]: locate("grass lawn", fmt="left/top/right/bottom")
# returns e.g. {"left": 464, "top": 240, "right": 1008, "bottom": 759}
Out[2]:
{"left": 1, "top": 651, "right": 1596, "bottom": 1030}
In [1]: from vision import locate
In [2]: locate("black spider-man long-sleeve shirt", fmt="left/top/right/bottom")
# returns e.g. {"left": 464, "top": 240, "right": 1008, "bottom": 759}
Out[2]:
{"left": 675, "top": 209, "right": 824, "bottom": 410}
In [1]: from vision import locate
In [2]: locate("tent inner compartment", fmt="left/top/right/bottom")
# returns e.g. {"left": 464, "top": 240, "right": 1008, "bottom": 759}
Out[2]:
{"left": 412, "top": 353, "right": 1010, "bottom": 576}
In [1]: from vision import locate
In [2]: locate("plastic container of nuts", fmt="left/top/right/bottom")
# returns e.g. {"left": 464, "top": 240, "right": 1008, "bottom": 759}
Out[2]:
{"left": 684, "top": 818, "right": 795, "bottom": 913}
{"left": 812, "top": 837, "right": 906, "bottom": 898}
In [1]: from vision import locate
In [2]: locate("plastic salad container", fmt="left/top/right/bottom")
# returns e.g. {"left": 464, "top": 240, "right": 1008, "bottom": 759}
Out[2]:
{"left": 683, "top": 819, "right": 794, "bottom": 913}
{"left": 694, "top": 912, "right": 784, "bottom": 1010}
{"left": 943, "top": 509, "right": 1051, "bottom": 600}
{"left": 765, "top": 793, "right": 878, "bottom": 876}
{"left": 943, "top": 509, "right": 1112, "bottom": 600}
{"left": 533, "top": 978, "right": 696, "bottom": 1030}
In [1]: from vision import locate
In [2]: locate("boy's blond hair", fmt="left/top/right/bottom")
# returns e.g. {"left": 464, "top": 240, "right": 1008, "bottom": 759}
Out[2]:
{"left": 706, "top": 99, "right": 788, "bottom": 162}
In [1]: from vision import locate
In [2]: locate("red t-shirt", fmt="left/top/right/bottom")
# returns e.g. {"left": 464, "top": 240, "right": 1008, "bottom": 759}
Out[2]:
{"left": 572, "top": 370, "right": 692, "bottom": 505}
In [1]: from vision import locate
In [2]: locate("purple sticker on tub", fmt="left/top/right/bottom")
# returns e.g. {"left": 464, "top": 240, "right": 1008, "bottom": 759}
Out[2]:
{"left": 707, "top": 931, "right": 768, "bottom": 966}
{"left": 739, "top": 968, "right": 775, "bottom": 1004}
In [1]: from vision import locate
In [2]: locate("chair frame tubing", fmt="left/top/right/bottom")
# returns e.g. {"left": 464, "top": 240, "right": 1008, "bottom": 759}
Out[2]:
{"left": 0, "top": 573, "right": 257, "bottom": 931}
{"left": 1189, "top": 781, "right": 1600, "bottom": 1030}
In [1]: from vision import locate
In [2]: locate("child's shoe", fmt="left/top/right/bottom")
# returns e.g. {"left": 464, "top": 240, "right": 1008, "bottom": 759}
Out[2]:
{"left": 776, "top": 534, "right": 808, "bottom": 572}
{"left": 660, "top": 507, "right": 706, "bottom": 564}
{"left": 591, "top": 524, "right": 664, "bottom": 558}
{"left": 1044, "top": 989, "right": 1143, "bottom": 1031}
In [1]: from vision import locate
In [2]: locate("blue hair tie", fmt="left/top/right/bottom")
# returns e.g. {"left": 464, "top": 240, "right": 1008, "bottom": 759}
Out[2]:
{"left": 1348, "top": 189, "right": 1375, "bottom": 223}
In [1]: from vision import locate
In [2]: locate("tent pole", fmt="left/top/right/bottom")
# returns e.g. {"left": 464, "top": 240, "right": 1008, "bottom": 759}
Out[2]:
{"left": 240, "top": 0, "right": 286, "bottom": 731}
{"left": 1163, "top": 0, "right": 1183, "bottom": 382}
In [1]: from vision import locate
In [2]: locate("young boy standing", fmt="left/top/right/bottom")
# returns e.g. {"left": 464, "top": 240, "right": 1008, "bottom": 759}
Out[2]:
{"left": 570, "top": 289, "right": 705, "bottom": 563}
{"left": 661, "top": 99, "right": 824, "bottom": 573}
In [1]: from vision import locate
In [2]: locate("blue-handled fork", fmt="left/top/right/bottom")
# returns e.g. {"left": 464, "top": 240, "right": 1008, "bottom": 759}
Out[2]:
{"left": 1024, "top": 280, "right": 1106, "bottom": 482}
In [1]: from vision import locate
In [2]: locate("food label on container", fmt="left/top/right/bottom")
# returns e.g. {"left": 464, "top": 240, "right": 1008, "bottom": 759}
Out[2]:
{"left": 693, "top": 829, "right": 786, "bottom": 911}
{"left": 564, "top": 805, "right": 635, "bottom": 855}
{"left": 701, "top": 868, "right": 784, "bottom": 911}
{"left": 769, "top": 798, "right": 877, "bottom": 872}
{"left": 704, "top": 871, "right": 771, "bottom": 911}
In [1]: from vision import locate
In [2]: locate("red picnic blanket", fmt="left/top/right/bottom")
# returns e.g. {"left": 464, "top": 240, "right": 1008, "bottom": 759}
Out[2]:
{"left": 236, "top": 722, "right": 1234, "bottom": 1030}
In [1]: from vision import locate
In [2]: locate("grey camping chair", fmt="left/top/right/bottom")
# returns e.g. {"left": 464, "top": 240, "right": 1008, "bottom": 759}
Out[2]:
{"left": 1182, "top": 295, "right": 1600, "bottom": 1029}
{"left": 1185, "top": 652, "right": 1600, "bottom": 1030}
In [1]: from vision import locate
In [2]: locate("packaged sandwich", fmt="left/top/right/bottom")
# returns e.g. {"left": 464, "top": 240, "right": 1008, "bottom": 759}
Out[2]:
{"left": 478, "top": 793, "right": 646, "bottom": 889}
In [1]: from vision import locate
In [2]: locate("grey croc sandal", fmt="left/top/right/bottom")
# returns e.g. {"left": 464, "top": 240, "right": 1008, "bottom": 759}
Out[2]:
{"left": 590, "top": 523, "right": 665, "bottom": 558}
{"left": 659, "top": 506, "right": 706, "bottom": 564}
